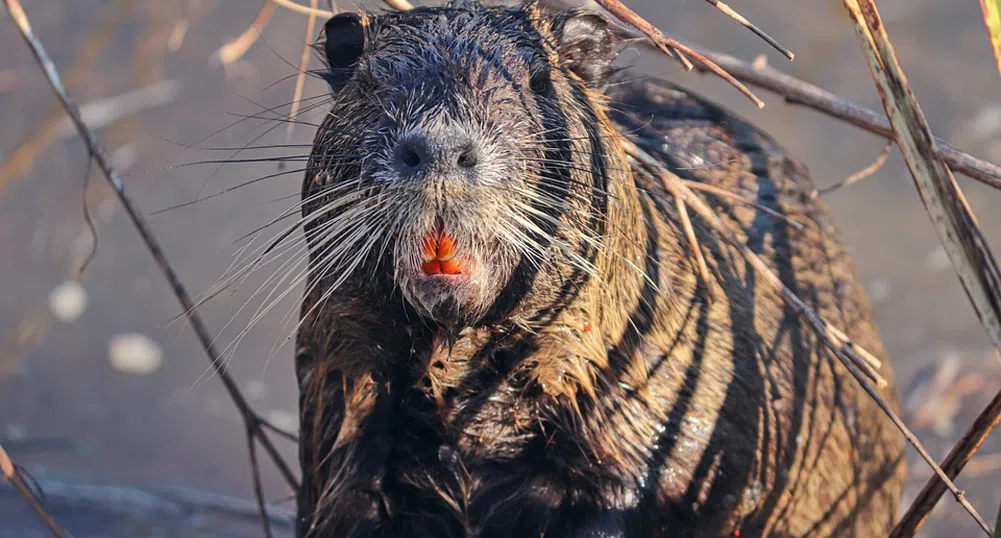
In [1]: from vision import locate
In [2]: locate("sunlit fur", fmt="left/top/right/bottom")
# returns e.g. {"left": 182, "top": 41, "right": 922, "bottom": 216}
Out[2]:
{"left": 290, "top": 1, "right": 906, "bottom": 537}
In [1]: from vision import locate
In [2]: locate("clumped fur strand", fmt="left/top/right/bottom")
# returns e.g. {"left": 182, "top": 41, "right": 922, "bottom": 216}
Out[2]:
{"left": 294, "top": 2, "right": 905, "bottom": 537}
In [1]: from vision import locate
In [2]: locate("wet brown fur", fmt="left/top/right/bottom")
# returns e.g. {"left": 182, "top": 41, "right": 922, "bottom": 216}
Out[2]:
{"left": 294, "top": 2, "right": 906, "bottom": 536}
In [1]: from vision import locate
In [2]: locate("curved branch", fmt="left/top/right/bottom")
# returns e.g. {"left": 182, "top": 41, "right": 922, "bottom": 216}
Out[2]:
{"left": 2, "top": 1, "right": 300, "bottom": 531}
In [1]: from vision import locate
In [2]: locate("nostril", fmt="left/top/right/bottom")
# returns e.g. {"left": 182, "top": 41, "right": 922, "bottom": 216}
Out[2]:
{"left": 401, "top": 145, "right": 422, "bottom": 169}
{"left": 456, "top": 148, "right": 478, "bottom": 169}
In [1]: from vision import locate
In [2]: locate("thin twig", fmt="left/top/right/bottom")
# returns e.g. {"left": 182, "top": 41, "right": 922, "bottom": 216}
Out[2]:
{"left": 273, "top": 0, "right": 333, "bottom": 17}
{"left": 592, "top": 0, "right": 765, "bottom": 108}
{"left": 977, "top": 0, "right": 1001, "bottom": 78}
{"left": 212, "top": 0, "right": 278, "bottom": 66}
{"left": 0, "top": 442, "right": 73, "bottom": 538}
{"left": 621, "top": 140, "right": 998, "bottom": 534}
{"left": 816, "top": 140, "right": 893, "bottom": 196}
{"left": 895, "top": 387, "right": 1001, "bottom": 538}
{"left": 683, "top": 45, "right": 1001, "bottom": 191}
{"left": 681, "top": 180, "right": 805, "bottom": 231}
{"left": 844, "top": 0, "right": 1001, "bottom": 384}
{"left": 602, "top": 16, "right": 1001, "bottom": 190}
{"left": 274, "top": 0, "right": 412, "bottom": 16}
{"left": 674, "top": 195, "right": 716, "bottom": 303}
{"left": 605, "top": 15, "right": 1001, "bottom": 189}
{"left": 701, "top": 0, "right": 794, "bottom": 60}
{"left": 3, "top": 0, "right": 300, "bottom": 523}
{"left": 841, "top": 1, "right": 1001, "bottom": 534}
{"left": 246, "top": 423, "right": 274, "bottom": 538}
{"left": 623, "top": 139, "right": 887, "bottom": 387}
{"left": 827, "top": 326, "right": 882, "bottom": 370}
{"left": 288, "top": 0, "right": 319, "bottom": 138}
{"left": 381, "top": 0, "right": 415, "bottom": 11}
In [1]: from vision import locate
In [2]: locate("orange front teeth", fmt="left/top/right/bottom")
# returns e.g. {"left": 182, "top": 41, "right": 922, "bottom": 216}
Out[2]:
{"left": 421, "top": 220, "right": 462, "bottom": 275}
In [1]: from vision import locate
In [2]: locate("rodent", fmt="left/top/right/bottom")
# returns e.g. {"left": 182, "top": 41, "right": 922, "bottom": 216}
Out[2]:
{"left": 292, "top": 1, "right": 906, "bottom": 536}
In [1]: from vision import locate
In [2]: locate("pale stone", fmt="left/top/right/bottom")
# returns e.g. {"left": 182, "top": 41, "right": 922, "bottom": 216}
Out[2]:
{"left": 108, "top": 333, "right": 164, "bottom": 375}
{"left": 48, "top": 280, "right": 88, "bottom": 323}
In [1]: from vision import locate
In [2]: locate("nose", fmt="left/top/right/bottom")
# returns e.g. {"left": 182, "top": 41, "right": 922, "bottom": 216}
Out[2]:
{"left": 392, "top": 126, "right": 480, "bottom": 177}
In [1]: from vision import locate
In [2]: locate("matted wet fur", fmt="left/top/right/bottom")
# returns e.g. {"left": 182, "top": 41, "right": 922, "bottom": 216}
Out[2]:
{"left": 293, "top": 1, "right": 906, "bottom": 536}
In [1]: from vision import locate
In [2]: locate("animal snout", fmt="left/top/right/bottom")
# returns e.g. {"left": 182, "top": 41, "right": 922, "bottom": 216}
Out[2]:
{"left": 393, "top": 126, "right": 480, "bottom": 178}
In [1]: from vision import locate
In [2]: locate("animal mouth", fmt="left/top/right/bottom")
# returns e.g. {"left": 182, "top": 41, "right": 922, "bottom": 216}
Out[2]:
{"left": 420, "top": 216, "right": 463, "bottom": 275}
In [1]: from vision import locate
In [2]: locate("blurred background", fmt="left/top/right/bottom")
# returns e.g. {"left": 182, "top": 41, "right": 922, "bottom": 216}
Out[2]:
{"left": 1, "top": 0, "right": 1000, "bottom": 536}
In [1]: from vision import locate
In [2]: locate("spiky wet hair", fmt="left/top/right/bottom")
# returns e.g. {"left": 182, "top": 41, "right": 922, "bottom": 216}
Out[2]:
{"left": 299, "top": 0, "right": 629, "bottom": 328}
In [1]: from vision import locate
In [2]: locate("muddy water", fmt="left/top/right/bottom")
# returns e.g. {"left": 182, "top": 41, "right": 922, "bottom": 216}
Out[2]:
{"left": 1, "top": 1, "right": 1000, "bottom": 536}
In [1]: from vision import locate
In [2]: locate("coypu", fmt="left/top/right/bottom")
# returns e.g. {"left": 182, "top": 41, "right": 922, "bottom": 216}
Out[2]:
{"left": 293, "top": 1, "right": 906, "bottom": 536}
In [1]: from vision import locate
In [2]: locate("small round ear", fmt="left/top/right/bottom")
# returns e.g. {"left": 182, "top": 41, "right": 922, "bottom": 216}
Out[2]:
{"left": 323, "top": 12, "right": 366, "bottom": 86}
{"left": 554, "top": 11, "right": 617, "bottom": 89}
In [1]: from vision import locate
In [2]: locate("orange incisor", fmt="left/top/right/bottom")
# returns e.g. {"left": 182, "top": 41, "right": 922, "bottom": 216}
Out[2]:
{"left": 421, "top": 220, "right": 461, "bottom": 275}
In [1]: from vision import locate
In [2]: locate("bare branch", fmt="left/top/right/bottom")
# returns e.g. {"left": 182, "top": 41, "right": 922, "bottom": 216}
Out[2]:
{"left": 842, "top": 0, "right": 1001, "bottom": 534}
{"left": 701, "top": 0, "right": 794, "bottom": 60}
{"left": 816, "top": 140, "right": 893, "bottom": 197}
{"left": 621, "top": 138, "right": 1000, "bottom": 537}
{"left": 592, "top": 0, "right": 765, "bottom": 108}
{"left": 684, "top": 46, "right": 1001, "bottom": 191}
{"left": 273, "top": 0, "right": 333, "bottom": 17}
{"left": 623, "top": 139, "right": 888, "bottom": 388}
{"left": 674, "top": 195, "right": 716, "bottom": 303}
{"left": 594, "top": 10, "right": 1001, "bottom": 191}
{"left": 681, "top": 180, "right": 806, "bottom": 231}
{"left": 893, "top": 387, "right": 1001, "bottom": 538}
{"left": 2, "top": 0, "right": 300, "bottom": 526}
{"left": 212, "top": 1, "right": 278, "bottom": 66}
{"left": 288, "top": 0, "right": 320, "bottom": 138}
{"left": 247, "top": 423, "right": 274, "bottom": 538}
{"left": 843, "top": 0, "right": 1001, "bottom": 392}
{"left": 0, "top": 442, "right": 73, "bottom": 538}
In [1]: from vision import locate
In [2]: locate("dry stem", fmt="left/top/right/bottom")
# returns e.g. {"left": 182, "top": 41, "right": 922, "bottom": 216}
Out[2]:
{"left": 894, "top": 387, "right": 1001, "bottom": 538}
{"left": 673, "top": 195, "right": 716, "bottom": 303}
{"left": 841, "top": 0, "right": 1001, "bottom": 534}
{"left": 620, "top": 139, "right": 1001, "bottom": 535}
{"left": 591, "top": 0, "right": 764, "bottom": 108}
{"left": 681, "top": 180, "right": 805, "bottom": 231}
{"left": 274, "top": 0, "right": 412, "bottom": 17}
{"left": 272, "top": 0, "right": 1001, "bottom": 192}
{"left": 287, "top": 0, "right": 320, "bottom": 137}
{"left": 246, "top": 422, "right": 274, "bottom": 538}
{"left": 212, "top": 0, "right": 278, "bottom": 66}
{"left": 684, "top": 45, "right": 1001, "bottom": 191}
{"left": 816, "top": 140, "right": 892, "bottom": 197}
{"left": 0, "top": 442, "right": 73, "bottom": 538}
{"left": 701, "top": 0, "right": 793, "bottom": 60}
{"left": 623, "top": 139, "right": 887, "bottom": 387}
{"left": 2, "top": 2, "right": 300, "bottom": 536}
